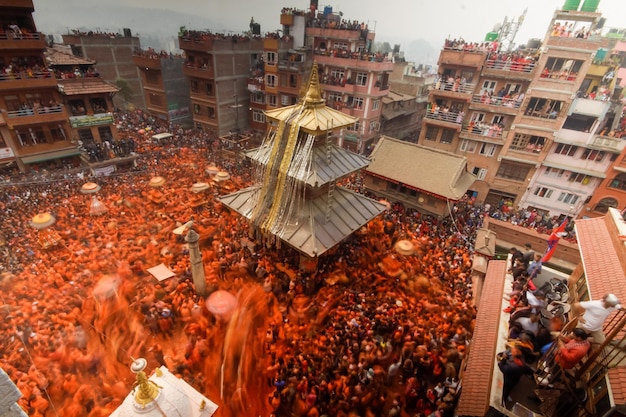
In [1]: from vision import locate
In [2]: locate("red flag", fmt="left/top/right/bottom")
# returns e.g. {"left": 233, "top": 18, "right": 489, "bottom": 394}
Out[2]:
{"left": 541, "top": 219, "right": 569, "bottom": 262}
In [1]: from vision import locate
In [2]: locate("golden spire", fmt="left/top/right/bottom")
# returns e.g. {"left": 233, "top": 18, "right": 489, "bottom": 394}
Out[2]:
{"left": 302, "top": 61, "right": 325, "bottom": 107}
{"left": 130, "top": 358, "right": 161, "bottom": 407}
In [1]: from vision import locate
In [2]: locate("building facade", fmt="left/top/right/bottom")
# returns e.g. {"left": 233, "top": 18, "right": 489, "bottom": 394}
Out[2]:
{"left": 133, "top": 48, "right": 192, "bottom": 126}
{"left": 0, "top": 0, "right": 76, "bottom": 173}
{"left": 178, "top": 30, "right": 263, "bottom": 136}
{"left": 62, "top": 29, "right": 145, "bottom": 110}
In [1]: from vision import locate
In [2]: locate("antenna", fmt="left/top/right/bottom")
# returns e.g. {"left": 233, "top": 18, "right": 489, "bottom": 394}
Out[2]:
{"left": 497, "top": 8, "right": 527, "bottom": 52}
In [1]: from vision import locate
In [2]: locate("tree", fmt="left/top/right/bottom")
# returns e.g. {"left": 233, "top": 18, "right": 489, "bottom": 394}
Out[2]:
{"left": 114, "top": 78, "right": 133, "bottom": 109}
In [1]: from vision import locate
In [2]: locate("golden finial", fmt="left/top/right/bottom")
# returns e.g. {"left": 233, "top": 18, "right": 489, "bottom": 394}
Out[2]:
{"left": 200, "top": 399, "right": 206, "bottom": 410}
{"left": 302, "top": 61, "right": 325, "bottom": 107}
{"left": 130, "top": 358, "right": 161, "bottom": 407}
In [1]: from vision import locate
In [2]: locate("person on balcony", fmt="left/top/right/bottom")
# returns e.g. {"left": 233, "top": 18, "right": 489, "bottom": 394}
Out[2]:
{"left": 573, "top": 294, "right": 622, "bottom": 345}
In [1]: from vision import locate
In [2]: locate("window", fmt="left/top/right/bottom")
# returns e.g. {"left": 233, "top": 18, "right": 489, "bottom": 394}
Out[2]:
{"left": 77, "top": 128, "right": 94, "bottom": 143}
{"left": 471, "top": 112, "right": 485, "bottom": 123}
{"left": 562, "top": 113, "right": 596, "bottom": 132}
{"left": 348, "top": 121, "right": 361, "bottom": 132}
{"left": 97, "top": 126, "right": 112, "bottom": 142}
{"left": 207, "top": 107, "right": 216, "bottom": 118}
{"left": 425, "top": 126, "right": 440, "bottom": 141}
{"left": 289, "top": 74, "right": 297, "bottom": 88}
{"left": 594, "top": 197, "right": 618, "bottom": 213}
{"left": 481, "top": 80, "right": 496, "bottom": 93}
{"left": 510, "top": 133, "right": 546, "bottom": 153}
{"left": 251, "top": 93, "right": 264, "bottom": 104}
{"left": 149, "top": 94, "right": 162, "bottom": 106}
{"left": 609, "top": 173, "right": 626, "bottom": 191}
{"left": 268, "top": 95, "right": 277, "bottom": 107}
{"left": 330, "top": 69, "right": 345, "bottom": 79}
{"left": 266, "top": 52, "right": 276, "bottom": 64}
{"left": 555, "top": 143, "right": 578, "bottom": 156}
{"left": 544, "top": 167, "right": 564, "bottom": 178}
{"left": 534, "top": 187, "right": 554, "bottom": 199}
{"left": 496, "top": 161, "right": 531, "bottom": 181}
{"left": 333, "top": 42, "right": 348, "bottom": 50}
{"left": 266, "top": 74, "right": 276, "bottom": 87}
{"left": 50, "top": 125, "right": 67, "bottom": 142}
{"left": 356, "top": 72, "right": 368, "bottom": 86}
{"left": 525, "top": 97, "right": 565, "bottom": 119}
{"left": 568, "top": 172, "right": 591, "bottom": 184}
{"left": 280, "top": 95, "right": 289, "bottom": 106}
{"left": 372, "top": 99, "right": 380, "bottom": 110}
{"left": 252, "top": 110, "right": 265, "bottom": 123}
{"left": 472, "top": 167, "right": 487, "bottom": 180}
{"left": 350, "top": 97, "right": 364, "bottom": 110}
{"left": 440, "top": 128, "right": 455, "bottom": 144}
{"left": 145, "top": 71, "right": 159, "bottom": 85}
{"left": 479, "top": 143, "right": 496, "bottom": 157}
{"left": 206, "top": 82, "right": 214, "bottom": 96}
{"left": 581, "top": 149, "right": 605, "bottom": 162}
{"left": 369, "top": 121, "right": 379, "bottom": 132}
{"left": 193, "top": 104, "right": 201, "bottom": 114}
{"left": 460, "top": 139, "right": 477, "bottom": 153}
{"left": 541, "top": 57, "right": 583, "bottom": 81}
{"left": 327, "top": 92, "right": 342, "bottom": 104}
{"left": 492, "top": 115, "right": 505, "bottom": 125}
{"left": 191, "top": 80, "right": 199, "bottom": 93}
{"left": 557, "top": 192, "right": 579, "bottom": 205}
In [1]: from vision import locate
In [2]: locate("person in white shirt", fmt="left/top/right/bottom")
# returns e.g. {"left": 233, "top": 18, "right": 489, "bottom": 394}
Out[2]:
{"left": 573, "top": 293, "right": 622, "bottom": 345}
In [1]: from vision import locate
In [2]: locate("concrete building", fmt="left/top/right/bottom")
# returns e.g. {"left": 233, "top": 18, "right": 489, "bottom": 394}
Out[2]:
{"left": 417, "top": 2, "right": 610, "bottom": 218}
{"left": 133, "top": 48, "right": 192, "bottom": 127}
{"left": 178, "top": 29, "right": 263, "bottom": 136}
{"left": 62, "top": 29, "right": 146, "bottom": 110}
{"left": 0, "top": 0, "right": 77, "bottom": 173}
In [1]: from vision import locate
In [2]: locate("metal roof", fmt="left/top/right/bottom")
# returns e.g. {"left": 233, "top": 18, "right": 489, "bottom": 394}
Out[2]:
{"left": 246, "top": 143, "right": 371, "bottom": 187}
{"left": 219, "top": 186, "right": 386, "bottom": 257}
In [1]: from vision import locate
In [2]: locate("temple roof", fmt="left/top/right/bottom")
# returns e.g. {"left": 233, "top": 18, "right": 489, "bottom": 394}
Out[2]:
{"left": 57, "top": 78, "right": 120, "bottom": 95}
{"left": 366, "top": 136, "right": 477, "bottom": 200}
{"left": 219, "top": 186, "right": 386, "bottom": 257}
{"left": 245, "top": 143, "right": 370, "bottom": 188}
{"left": 263, "top": 62, "right": 357, "bottom": 132}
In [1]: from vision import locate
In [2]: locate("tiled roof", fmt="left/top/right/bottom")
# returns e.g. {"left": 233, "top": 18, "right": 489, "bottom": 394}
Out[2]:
{"left": 57, "top": 78, "right": 119, "bottom": 95}
{"left": 575, "top": 213, "right": 626, "bottom": 403}
{"left": 456, "top": 260, "right": 507, "bottom": 417}
{"left": 46, "top": 47, "right": 95, "bottom": 66}
{"left": 366, "top": 136, "right": 477, "bottom": 200}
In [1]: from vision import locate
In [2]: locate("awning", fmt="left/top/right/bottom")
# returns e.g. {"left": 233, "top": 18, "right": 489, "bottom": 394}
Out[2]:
{"left": 21, "top": 148, "right": 82, "bottom": 164}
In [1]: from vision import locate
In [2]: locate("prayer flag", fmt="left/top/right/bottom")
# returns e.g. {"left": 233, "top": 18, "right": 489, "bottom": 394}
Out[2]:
{"left": 541, "top": 219, "right": 569, "bottom": 262}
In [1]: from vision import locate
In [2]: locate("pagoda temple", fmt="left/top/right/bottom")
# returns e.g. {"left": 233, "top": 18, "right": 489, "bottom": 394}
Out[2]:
{"left": 219, "top": 62, "right": 386, "bottom": 258}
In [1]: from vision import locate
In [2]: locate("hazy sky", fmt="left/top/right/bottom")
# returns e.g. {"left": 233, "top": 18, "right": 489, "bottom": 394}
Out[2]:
{"left": 33, "top": 0, "right": 626, "bottom": 51}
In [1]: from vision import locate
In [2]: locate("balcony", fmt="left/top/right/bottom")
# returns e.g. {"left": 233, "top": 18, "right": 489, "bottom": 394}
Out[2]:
{"left": 438, "top": 49, "right": 484, "bottom": 68}
{"left": 313, "top": 51, "right": 394, "bottom": 72}
{"left": 278, "top": 60, "right": 306, "bottom": 72}
{"left": 132, "top": 55, "right": 162, "bottom": 70}
{"left": 431, "top": 81, "right": 475, "bottom": 101}
{"left": 469, "top": 94, "right": 522, "bottom": 115}
{"left": 482, "top": 59, "right": 535, "bottom": 81}
{"left": 306, "top": 26, "right": 372, "bottom": 42}
{"left": 459, "top": 125, "right": 506, "bottom": 143}
{"left": 2, "top": 105, "right": 67, "bottom": 128}
{"left": 263, "top": 37, "right": 292, "bottom": 50}
{"left": 589, "top": 134, "right": 626, "bottom": 153}
{"left": 248, "top": 77, "right": 265, "bottom": 92}
{"left": 0, "top": 31, "right": 46, "bottom": 50}
{"left": 424, "top": 110, "right": 463, "bottom": 127}
{"left": 555, "top": 128, "right": 593, "bottom": 146}
{"left": 0, "top": 71, "right": 57, "bottom": 89}
{"left": 545, "top": 34, "right": 603, "bottom": 52}
{"left": 182, "top": 64, "right": 214, "bottom": 79}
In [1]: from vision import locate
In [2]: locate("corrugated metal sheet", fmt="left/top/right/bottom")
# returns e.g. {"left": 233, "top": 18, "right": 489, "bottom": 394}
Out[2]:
{"left": 219, "top": 186, "right": 386, "bottom": 257}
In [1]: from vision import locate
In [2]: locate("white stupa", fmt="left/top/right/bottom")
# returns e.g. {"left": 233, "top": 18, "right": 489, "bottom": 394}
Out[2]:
{"left": 109, "top": 359, "right": 218, "bottom": 417}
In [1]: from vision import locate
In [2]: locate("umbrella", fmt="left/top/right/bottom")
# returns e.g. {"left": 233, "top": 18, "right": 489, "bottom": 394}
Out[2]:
{"left": 31, "top": 212, "right": 56, "bottom": 230}
{"left": 80, "top": 182, "right": 101, "bottom": 194}
{"left": 206, "top": 164, "right": 220, "bottom": 175}
{"left": 191, "top": 182, "right": 210, "bottom": 193}
{"left": 205, "top": 290, "right": 237, "bottom": 321}
{"left": 214, "top": 171, "right": 231, "bottom": 182}
{"left": 394, "top": 239, "right": 415, "bottom": 256}
{"left": 149, "top": 176, "right": 166, "bottom": 187}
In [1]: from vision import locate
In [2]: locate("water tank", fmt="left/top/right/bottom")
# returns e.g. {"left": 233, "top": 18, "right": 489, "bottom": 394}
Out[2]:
{"left": 580, "top": 0, "right": 600, "bottom": 12}
{"left": 594, "top": 47, "right": 607, "bottom": 62}
{"left": 485, "top": 32, "right": 499, "bottom": 42}
{"left": 251, "top": 23, "right": 261, "bottom": 35}
{"left": 323, "top": 5, "right": 332, "bottom": 16}
{"left": 527, "top": 38, "right": 541, "bottom": 49}
{"left": 562, "top": 0, "right": 581, "bottom": 10}
{"left": 123, "top": 28, "right": 132, "bottom": 37}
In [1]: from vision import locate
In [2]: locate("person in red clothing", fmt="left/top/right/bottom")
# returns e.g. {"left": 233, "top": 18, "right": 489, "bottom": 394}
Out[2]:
{"left": 556, "top": 328, "right": 590, "bottom": 370}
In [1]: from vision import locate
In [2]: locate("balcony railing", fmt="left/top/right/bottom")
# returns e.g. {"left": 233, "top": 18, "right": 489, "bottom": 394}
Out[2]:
{"left": 471, "top": 94, "right": 522, "bottom": 109}
{"left": 5, "top": 105, "right": 64, "bottom": 118}
{"left": 424, "top": 110, "right": 463, "bottom": 125}
{"left": 0, "top": 71, "right": 53, "bottom": 81}
{"left": 460, "top": 124, "right": 505, "bottom": 139}
{"left": 590, "top": 135, "right": 626, "bottom": 153}
{"left": 484, "top": 59, "right": 535, "bottom": 73}
{"left": 278, "top": 60, "right": 306, "bottom": 72}
{"left": 433, "top": 81, "right": 475, "bottom": 95}
{"left": 509, "top": 142, "right": 545, "bottom": 154}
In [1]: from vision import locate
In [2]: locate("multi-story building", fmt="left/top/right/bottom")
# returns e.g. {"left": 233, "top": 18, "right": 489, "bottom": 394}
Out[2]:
{"left": 417, "top": 2, "right": 609, "bottom": 217}
{"left": 133, "top": 47, "right": 192, "bottom": 126}
{"left": 62, "top": 29, "right": 145, "bottom": 110}
{"left": 249, "top": 3, "right": 394, "bottom": 154}
{"left": 178, "top": 29, "right": 263, "bottom": 136}
{"left": 0, "top": 0, "right": 76, "bottom": 173}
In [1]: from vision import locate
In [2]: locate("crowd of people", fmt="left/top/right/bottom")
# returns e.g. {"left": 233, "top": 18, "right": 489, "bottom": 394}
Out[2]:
{"left": 0, "top": 109, "right": 578, "bottom": 417}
